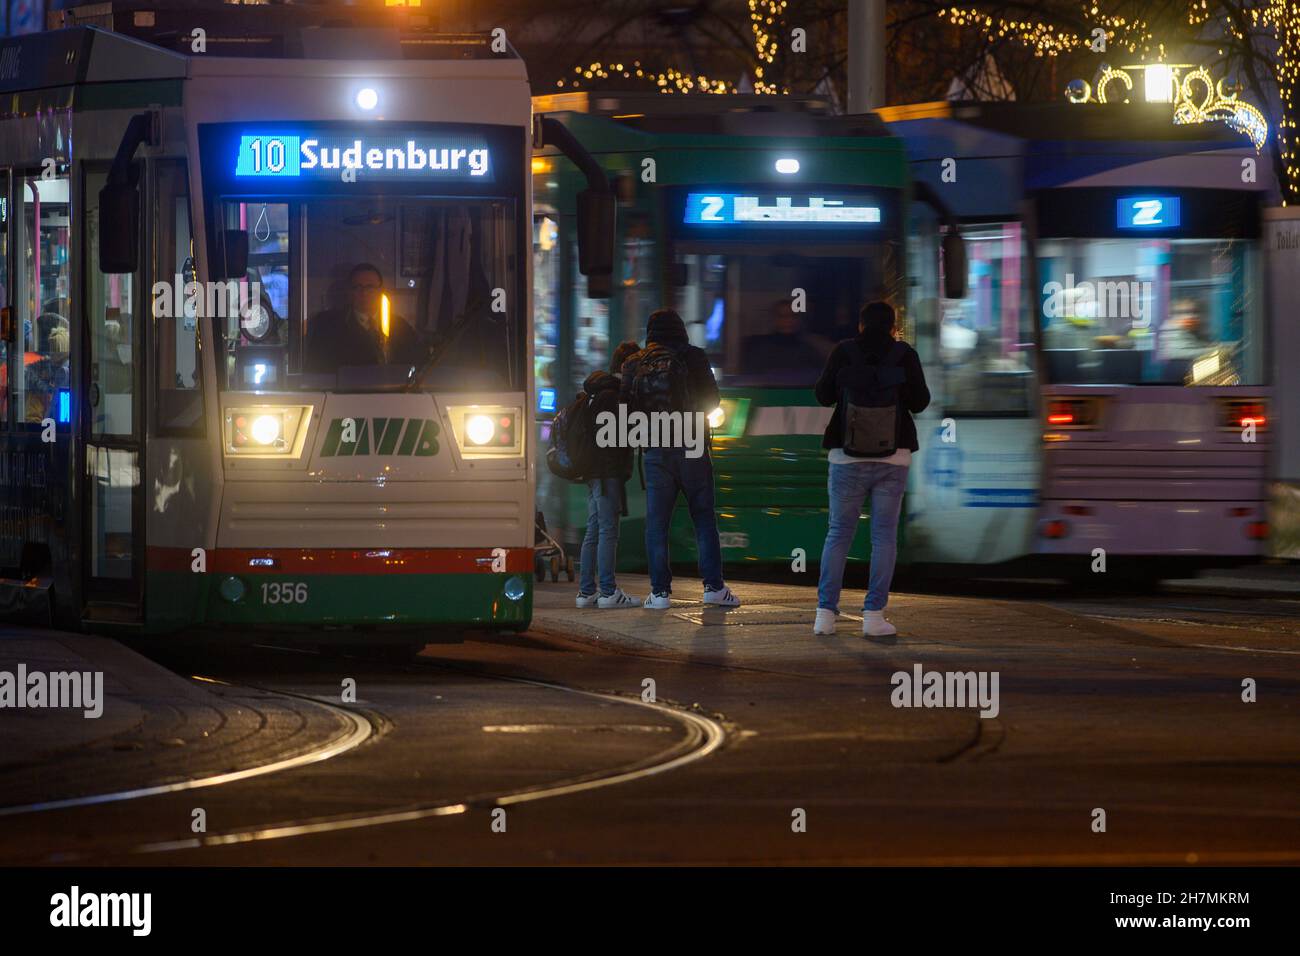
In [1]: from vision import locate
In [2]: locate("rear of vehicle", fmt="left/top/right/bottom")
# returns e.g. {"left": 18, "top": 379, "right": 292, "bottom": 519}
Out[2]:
{"left": 1035, "top": 188, "right": 1270, "bottom": 568}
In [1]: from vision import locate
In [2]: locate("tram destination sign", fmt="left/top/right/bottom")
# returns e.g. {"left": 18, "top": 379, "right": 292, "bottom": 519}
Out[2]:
{"left": 199, "top": 123, "right": 522, "bottom": 195}
{"left": 234, "top": 130, "right": 492, "bottom": 182}
{"left": 683, "top": 192, "right": 882, "bottom": 226}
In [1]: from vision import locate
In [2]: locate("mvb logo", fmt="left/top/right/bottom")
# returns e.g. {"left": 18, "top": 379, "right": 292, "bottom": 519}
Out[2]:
{"left": 319, "top": 417, "right": 440, "bottom": 457}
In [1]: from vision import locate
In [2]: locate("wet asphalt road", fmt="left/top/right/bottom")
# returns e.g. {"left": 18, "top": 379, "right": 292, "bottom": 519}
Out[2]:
{"left": 1, "top": 581, "right": 1297, "bottom": 866}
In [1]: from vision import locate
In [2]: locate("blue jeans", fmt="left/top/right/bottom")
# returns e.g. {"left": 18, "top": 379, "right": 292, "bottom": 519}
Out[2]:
{"left": 817, "top": 462, "right": 908, "bottom": 613}
{"left": 579, "top": 478, "right": 621, "bottom": 596}
{"left": 644, "top": 448, "right": 724, "bottom": 595}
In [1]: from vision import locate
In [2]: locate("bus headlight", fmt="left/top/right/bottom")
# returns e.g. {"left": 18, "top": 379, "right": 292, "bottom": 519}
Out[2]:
{"left": 447, "top": 405, "right": 524, "bottom": 459}
{"left": 224, "top": 405, "right": 313, "bottom": 458}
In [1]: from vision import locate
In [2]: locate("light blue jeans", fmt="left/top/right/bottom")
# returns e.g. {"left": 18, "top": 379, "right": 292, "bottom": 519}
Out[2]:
{"left": 817, "top": 462, "right": 908, "bottom": 613}
{"left": 579, "top": 477, "right": 620, "bottom": 597}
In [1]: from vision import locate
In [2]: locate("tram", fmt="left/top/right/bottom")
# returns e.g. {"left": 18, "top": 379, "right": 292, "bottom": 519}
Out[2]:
{"left": 531, "top": 92, "right": 964, "bottom": 569}
{"left": 885, "top": 101, "right": 1272, "bottom": 577}
{"left": 0, "top": 4, "right": 611, "bottom": 635}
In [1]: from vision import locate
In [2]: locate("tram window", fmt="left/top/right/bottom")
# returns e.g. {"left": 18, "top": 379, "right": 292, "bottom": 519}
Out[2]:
{"left": 215, "top": 197, "right": 520, "bottom": 393}
{"left": 1037, "top": 237, "right": 1265, "bottom": 386}
{"left": 155, "top": 162, "right": 203, "bottom": 435}
{"left": 940, "top": 223, "right": 1034, "bottom": 415}
{"left": 533, "top": 213, "right": 561, "bottom": 399}
{"left": 85, "top": 171, "right": 136, "bottom": 438}
{"left": 16, "top": 173, "right": 73, "bottom": 426}
{"left": 0, "top": 176, "right": 8, "bottom": 427}
{"left": 672, "top": 246, "right": 896, "bottom": 387}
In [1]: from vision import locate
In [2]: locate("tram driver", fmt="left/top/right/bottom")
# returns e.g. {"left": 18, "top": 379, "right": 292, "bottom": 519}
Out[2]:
{"left": 304, "top": 263, "right": 424, "bottom": 375}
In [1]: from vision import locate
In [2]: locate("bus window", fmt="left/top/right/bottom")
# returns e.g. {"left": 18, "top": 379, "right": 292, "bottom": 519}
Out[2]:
{"left": 940, "top": 223, "right": 1034, "bottom": 414}
{"left": 214, "top": 196, "right": 520, "bottom": 393}
{"left": 155, "top": 162, "right": 203, "bottom": 435}
{"left": 1037, "top": 237, "right": 1265, "bottom": 386}
{"left": 570, "top": 240, "right": 609, "bottom": 386}
{"left": 17, "top": 173, "right": 72, "bottom": 425}
{"left": 85, "top": 171, "right": 136, "bottom": 437}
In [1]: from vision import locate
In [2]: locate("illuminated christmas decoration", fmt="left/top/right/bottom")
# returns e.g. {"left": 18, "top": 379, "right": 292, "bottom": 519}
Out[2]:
{"left": 558, "top": 0, "right": 789, "bottom": 95}
{"left": 1066, "top": 62, "right": 1269, "bottom": 150}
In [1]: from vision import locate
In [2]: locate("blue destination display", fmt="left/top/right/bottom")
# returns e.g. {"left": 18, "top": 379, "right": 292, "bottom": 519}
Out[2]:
{"left": 233, "top": 130, "right": 493, "bottom": 181}
{"left": 683, "top": 192, "right": 882, "bottom": 226}
{"left": 1117, "top": 196, "right": 1181, "bottom": 229}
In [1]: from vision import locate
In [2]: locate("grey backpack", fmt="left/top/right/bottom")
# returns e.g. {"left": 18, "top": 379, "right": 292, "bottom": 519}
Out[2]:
{"left": 837, "top": 341, "right": 907, "bottom": 458}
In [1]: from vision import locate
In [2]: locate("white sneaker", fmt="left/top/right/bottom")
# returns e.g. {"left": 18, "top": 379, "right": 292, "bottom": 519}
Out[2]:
{"left": 642, "top": 592, "right": 672, "bottom": 609}
{"left": 598, "top": 588, "right": 639, "bottom": 609}
{"left": 703, "top": 585, "right": 741, "bottom": 607}
{"left": 862, "top": 610, "right": 897, "bottom": 637}
{"left": 575, "top": 592, "right": 599, "bottom": 609}
{"left": 813, "top": 608, "right": 837, "bottom": 635}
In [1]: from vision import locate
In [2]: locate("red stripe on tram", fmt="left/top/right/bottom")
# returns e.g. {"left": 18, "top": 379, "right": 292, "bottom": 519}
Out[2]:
{"left": 146, "top": 547, "right": 535, "bottom": 575}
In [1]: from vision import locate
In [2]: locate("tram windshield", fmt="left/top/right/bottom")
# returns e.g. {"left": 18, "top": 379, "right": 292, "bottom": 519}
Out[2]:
{"left": 211, "top": 196, "right": 520, "bottom": 393}
{"left": 1037, "top": 237, "right": 1265, "bottom": 386}
{"left": 670, "top": 241, "right": 902, "bottom": 387}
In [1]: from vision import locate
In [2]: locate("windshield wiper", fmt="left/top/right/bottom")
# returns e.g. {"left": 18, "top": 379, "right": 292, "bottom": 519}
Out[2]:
{"left": 404, "top": 305, "right": 478, "bottom": 392}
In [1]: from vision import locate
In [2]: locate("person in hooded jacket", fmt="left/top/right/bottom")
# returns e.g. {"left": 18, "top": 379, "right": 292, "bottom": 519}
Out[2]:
{"left": 576, "top": 340, "right": 643, "bottom": 609}
{"left": 813, "top": 301, "right": 930, "bottom": 638}
{"left": 620, "top": 309, "right": 741, "bottom": 609}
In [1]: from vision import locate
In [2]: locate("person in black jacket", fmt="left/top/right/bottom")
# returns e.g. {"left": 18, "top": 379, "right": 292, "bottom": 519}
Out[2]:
{"left": 576, "top": 340, "right": 642, "bottom": 609}
{"left": 812, "top": 301, "right": 930, "bottom": 638}
{"left": 619, "top": 309, "right": 740, "bottom": 610}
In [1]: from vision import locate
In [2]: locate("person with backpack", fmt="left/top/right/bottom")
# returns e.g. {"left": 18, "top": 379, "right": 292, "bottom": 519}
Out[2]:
{"left": 813, "top": 301, "right": 930, "bottom": 637}
{"left": 620, "top": 309, "right": 741, "bottom": 609}
{"left": 560, "top": 341, "right": 642, "bottom": 609}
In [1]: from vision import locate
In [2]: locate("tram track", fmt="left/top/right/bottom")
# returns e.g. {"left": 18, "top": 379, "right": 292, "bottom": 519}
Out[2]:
{"left": 18, "top": 646, "right": 727, "bottom": 861}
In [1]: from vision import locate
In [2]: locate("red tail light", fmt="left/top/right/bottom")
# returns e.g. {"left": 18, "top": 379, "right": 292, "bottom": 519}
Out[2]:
{"left": 1246, "top": 522, "right": 1269, "bottom": 540}
{"left": 1045, "top": 398, "right": 1098, "bottom": 429}
{"left": 1219, "top": 399, "right": 1267, "bottom": 430}
{"left": 1041, "top": 519, "right": 1068, "bottom": 539}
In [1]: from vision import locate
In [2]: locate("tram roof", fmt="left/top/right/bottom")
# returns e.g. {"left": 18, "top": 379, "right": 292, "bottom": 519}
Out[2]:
{"left": 533, "top": 91, "right": 894, "bottom": 140}
{"left": 1, "top": 3, "right": 516, "bottom": 95}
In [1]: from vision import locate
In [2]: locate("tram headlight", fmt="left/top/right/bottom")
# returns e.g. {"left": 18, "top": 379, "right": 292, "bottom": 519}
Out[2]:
{"left": 224, "top": 405, "right": 314, "bottom": 459}
{"left": 466, "top": 414, "right": 496, "bottom": 446}
{"left": 707, "top": 406, "right": 726, "bottom": 429}
{"left": 447, "top": 405, "right": 524, "bottom": 459}
{"left": 250, "top": 414, "right": 282, "bottom": 445}
{"left": 356, "top": 87, "right": 379, "bottom": 111}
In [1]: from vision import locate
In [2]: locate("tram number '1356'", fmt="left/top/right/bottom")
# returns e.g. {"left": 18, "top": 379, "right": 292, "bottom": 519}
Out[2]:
{"left": 261, "top": 582, "right": 309, "bottom": 605}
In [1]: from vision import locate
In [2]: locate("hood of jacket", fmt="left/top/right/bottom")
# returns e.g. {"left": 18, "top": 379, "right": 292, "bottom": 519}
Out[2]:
{"left": 583, "top": 369, "right": 621, "bottom": 396}
{"left": 646, "top": 311, "right": 689, "bottom": 348}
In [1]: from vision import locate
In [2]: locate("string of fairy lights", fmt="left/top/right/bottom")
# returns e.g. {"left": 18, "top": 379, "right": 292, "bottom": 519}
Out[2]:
{"left": 552, "top": 0, "right": 1293, "bottom": 201}
{"left": 556, "top": 0, "right": 789, "bottom": 94}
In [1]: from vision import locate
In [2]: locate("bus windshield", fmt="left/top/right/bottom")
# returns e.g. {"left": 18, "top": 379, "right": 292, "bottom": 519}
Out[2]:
{"left": 1037, "top": 236, "right": 1265, "bottom": 386}
{"left": 211, "top": 195, "right": 520, "bottom": 393}
{"left": 670, "top": 240, "right": 902, "bottom": 387}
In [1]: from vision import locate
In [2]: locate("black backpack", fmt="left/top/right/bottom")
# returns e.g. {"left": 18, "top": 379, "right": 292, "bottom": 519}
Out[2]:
{"left": 545, "top": 392, "right": 597, "bottom": 482}
{"left": 836, "top": 340, "right": 908, "bottom": 458}
{"left": 628, "top": 343, "right": 690, "bottom": 414}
